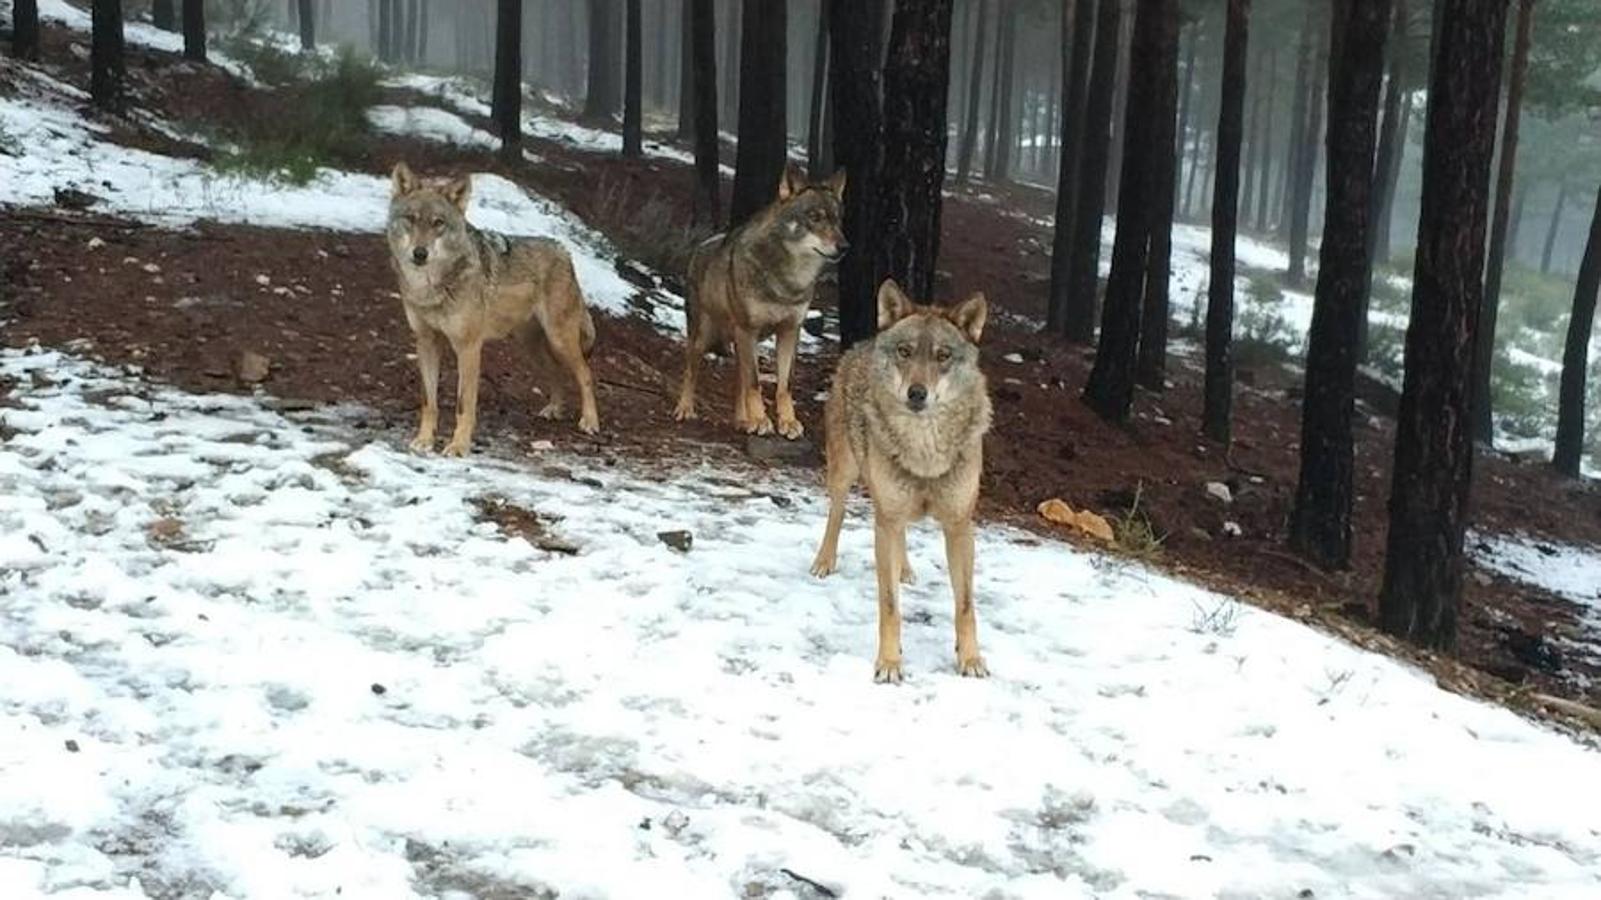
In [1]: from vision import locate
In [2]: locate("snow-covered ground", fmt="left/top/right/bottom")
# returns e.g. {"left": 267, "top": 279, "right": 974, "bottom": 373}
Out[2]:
{"left": 4, "top": 349, "right": 1601, "bottom": 898}
{"left": 1477, "top": 533, "right": 1601, "bottom": 661}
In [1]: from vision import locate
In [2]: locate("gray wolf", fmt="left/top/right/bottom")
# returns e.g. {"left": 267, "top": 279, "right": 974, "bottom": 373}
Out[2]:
{"left": 387, "top": 162, "right": 600, "bottom": 456}
{"left": 809, "top": 279, "right": 993, "bottom": 683}
{"left": 673, "top": 166, "right": 847, "bottom": 439}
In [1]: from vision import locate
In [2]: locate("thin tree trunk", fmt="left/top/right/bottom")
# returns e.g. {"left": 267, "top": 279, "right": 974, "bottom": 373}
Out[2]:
{"left": 830, "top": 0, "right": 887, "bottom": 346}
{"left": 585, "top": 0, "right": 617, "bottom": 120}
{"left": 1047, "top": 0, "right": 1097, "bottom": 334}
{"left": 1084, "top": 0, "right": 1177, "bottom": 421}
{"left": 1366, "top": 0, "right": 1409, "bottom": 301}
{"left": 417, "top": 0, "right": 429, "bottom": 64}
{"left": 956, "top": 0, "right": 992, "bottom": 185}
{"left": 1064, "top": 0, "right": 1122, "bottom": 345}
{"left": 1204, "top": 0, "right": 1251, "bottom": 445}
{"left": 1136, "top": 1, "right": 1180, "bottom": 391}
{"left": 1553, "top": 185, "right": 1601, "bottom": 477}
{"left": 729, "top": 0, "right": 787, "bottom": 225}
{"left": 1241, "top": 45, "right": 1264, "bottom": 226}
{"left": 876, "top": 0, "right": 955, "bottom": 301}
{"left": 1253, "top": 47, "right": 1277, "bottom": 231}
{"left": 1543, "top": 182, "right": 1569, "bottom": 274}
{"left": 722, "top": 0, "right": 741, "bottom": 125}
{"left": 298, "top": 0, "right": 315, "bottom": 50}
{"left": 986, "top": 6, "right": 1018, "bottom": 183}
{"left": 1506, "top": 184, "right": 1527, "bottom": 266}
{"left": 1103, "top": 1, "right": 1134, "bottom": 209}
{"left": 653, "top": 0, "right": 669, "bottom": 108}
{"left": 1287, "top": 16, "right": 1328, "bottom": 285}
{"left": 183, "top": 0, "right": 205, "bottom": 61}
{"left": 1471, "top": 0, "right": 1536, "bottom": 445}
{"left": 1374, "top": 88, "right": 1411, "bottom": 267}
{"left": 496, "top": 0, "right": 524, "bottom": 159}
{"left": 1288, "top": 0, "right": 1391, "bottom": 571}
{"left": 1379, "top": 0, "right": 1508, "bottom": 653}
{"left": 690, "top": 0, "right": 720, "bottom": 225}
{"left": 1279, "top": 3, "right": 1314, "bottom": 237}
{"left": 983, "top": 6, "right": 1003, "bottom": 177}
{"left": 806, "top": 0, "right": 831, "bottom": 179}
{"left": 678, "top": 1, "right": 695, "bottom": 138}
{"left": 90, "top": 0, "right": 125, "bottom": 110}
{"left": 1173, "top": 22, "right": 1196, "bottom": 214}
{"left": 623, "top": 0, "right": 643, "bottom": 156}
{"left": 152, "top": 0, "right": 175, "bottom": 33}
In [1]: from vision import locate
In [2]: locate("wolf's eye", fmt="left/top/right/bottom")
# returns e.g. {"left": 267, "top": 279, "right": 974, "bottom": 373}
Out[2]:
{"left": 432, "top": 217, "right": 445, "bottom": 229}
{"left": 808, "top": 209, "right": 823, "bottom": 223}
{"left": 896, "top": 344, "right": 913, "bottom": 359}
{"left": 935, "top": 347, "right": 952, "bottom": 364}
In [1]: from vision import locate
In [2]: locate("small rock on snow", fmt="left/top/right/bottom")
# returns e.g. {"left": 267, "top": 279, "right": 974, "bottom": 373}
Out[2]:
{"left": 1223, "top": 521, "right": 1243, "bottom": 537}
{"left": 1205, "top": 482, "right": 1234, "bottom": 504}
{"left": 658, "top": 530, "right": 693, "bottom": 553}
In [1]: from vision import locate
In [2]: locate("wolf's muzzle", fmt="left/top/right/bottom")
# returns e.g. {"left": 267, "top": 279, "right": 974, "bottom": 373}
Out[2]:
{"left": 411, "top": 247, "right": 430, "bottom": 265}
{"left": 906, "top": 383, "right": 928, "bottom": 412}
{"left": 817, "top": 238, "right": 849, "bottom": 262}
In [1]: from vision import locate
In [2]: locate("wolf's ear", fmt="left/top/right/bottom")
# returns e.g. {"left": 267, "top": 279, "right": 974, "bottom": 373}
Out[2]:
{"left": 392, "top": 162, "right": 421, "bottom": 197}
{"left": 876, "top": 279, "right": 916, "bottom": 329}
{"left": 949, "top": 292, "right": 988, "bottom": 344}
{"left": 777, "top": 165, "right": 805, "bottom": 201}
{"left": 440, "top": 174, "right": 473, "bottom": 213}
{"left": 827, "top": 168, "right": 847, "bottom": 201}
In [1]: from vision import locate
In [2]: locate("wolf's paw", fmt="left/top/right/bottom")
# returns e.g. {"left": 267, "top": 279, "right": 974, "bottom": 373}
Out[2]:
{"left": 408, "top": 435, "right": 434, "bottom": 454}
{"left": 809, "top": 553, "right": 837, "bottom": 578}
{"left": 536, "top": 400, "right": 566, "bottom": 420}
{"left": 742, "top": 415, "right": 775, "bottom": 436}
{"left": 672, "top": 398, "right": 698, "bottom": 422}
{"left": 776, "top": 416, "right": 804, "bottom": 440}
{"left": 576, "top": 411, "right": 600, "bottom": 435}
{"left": 956, "top": 653, "right": 989, "bottom": 679}
{"left": 899, "top": 564, "right": 917, "bottom": 585}
{"left": 873, "top": 658, "right": 904, "bottom": 685}
{"left": 441, "top": 438, "right": 472, "bottom": 458}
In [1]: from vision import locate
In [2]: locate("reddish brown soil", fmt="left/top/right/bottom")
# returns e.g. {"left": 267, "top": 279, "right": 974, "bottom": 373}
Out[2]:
{"left": 4, "top": 25, "right": 1601, "bottom": 725}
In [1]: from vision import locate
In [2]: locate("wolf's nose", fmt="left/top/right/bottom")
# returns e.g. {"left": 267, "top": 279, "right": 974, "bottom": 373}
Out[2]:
{"left": 836, "top": 238, "right": 851, "bottom": 253}
{"left": 411, "top": 246, "right": 429, "bottom": 265}
{"left": 906, "top": 384, "right": 927, "bottom": 411}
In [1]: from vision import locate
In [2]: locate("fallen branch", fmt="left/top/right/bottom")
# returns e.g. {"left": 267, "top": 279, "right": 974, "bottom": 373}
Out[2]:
{"left": 1257, "top": 547, "right": 1329, "bottom": 580}
{"left": 779, "top": 868, "right": 839, "bottom": 898}
{"left": 1532, "top": 693, "right": 1601, "bottom": 730}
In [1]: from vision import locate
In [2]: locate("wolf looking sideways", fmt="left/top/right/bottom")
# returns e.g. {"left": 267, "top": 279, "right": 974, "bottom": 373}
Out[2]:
{"left": 673, "top": 167, "right": 847, "bottom": 439}
{"left": 387, "top": 163, "right": 600, "bottom": 456}
{"left": 810, "top": 280, "right": 993, "bottom": 683}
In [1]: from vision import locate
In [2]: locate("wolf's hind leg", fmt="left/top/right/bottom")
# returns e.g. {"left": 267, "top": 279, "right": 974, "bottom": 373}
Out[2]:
{"left": 674, "top": 312, "right": 710, "bottom": 421}
{"left": 518, "top": 322, "right": 568, "bottom": 420}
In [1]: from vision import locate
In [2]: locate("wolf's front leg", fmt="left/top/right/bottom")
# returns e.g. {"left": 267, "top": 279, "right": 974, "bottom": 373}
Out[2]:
{"left": 442, "top": 337, "right": 483, "bottom": 457}
{"left": 872, "top": 515, "right": 907, "bottom": 683}
{"left": 732, "top": 328, "right": 773, "bottom": 435}
{"left": 773, "top": 323, "right": 804, "bottom": 440}
{"left": 943, "top": 518, "right": 987, "bottom": 677}
{"left": 410, "top": 329, "right": 443, "bottom": 453}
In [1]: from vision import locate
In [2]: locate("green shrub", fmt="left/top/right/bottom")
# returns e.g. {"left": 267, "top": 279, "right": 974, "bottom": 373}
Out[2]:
{"left": 209, "top": 49, "right": 382, "bottom": 185}
{"left": 1490, "top": 349, "right": 1553, "bottom": 440}
{"left": 1364, "top": 321, "right": 1406, "bottom": 385}
{"left": 1234, "top": 274, "right": 1298, "bottom": 368}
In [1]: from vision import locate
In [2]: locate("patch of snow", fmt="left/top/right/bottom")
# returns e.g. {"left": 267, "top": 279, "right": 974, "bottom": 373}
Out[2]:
{"left": 34, "top": 0, "right": 261, "bottom": 85}
{"left": 366, "top": 105, "right": 500, "bottom": 151}
{"left": 4, "top": 349, "right": 1601, "bottom": 897}
{"left": 1476, "top": 533, "right": 1601, "bottom": 613}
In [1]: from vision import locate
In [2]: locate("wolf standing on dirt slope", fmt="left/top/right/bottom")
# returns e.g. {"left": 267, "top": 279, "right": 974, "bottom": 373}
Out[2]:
{"left": 810, "top": 280, "right": 994, "bottom": 683}
{"left": 387, "top": 163, "right": 600, "bottom": 456}
{"left": 673, "top": 166, "right": 848, "bottom": 439}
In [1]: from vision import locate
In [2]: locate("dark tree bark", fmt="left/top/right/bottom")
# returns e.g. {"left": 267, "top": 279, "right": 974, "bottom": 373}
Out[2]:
{"left": 1136, "top": 0, "right": 1181, "bottom": 391}
{"left": 690, "top": 0, "right": 720, "bottom": 225}
{"left": 182, "top": 0, "right": 205, "bottom": 62}
{"left": 1241, "top": 46, "right": 1265, "bottom": 225}
{"left": 90, "top": 0, "right": 125, "bottom": 110}
{"left": 806, "top": 0, "right": 831, "bottom": 179}
{"left": 1288, "top": 0, "right": 1391, "bottom": 571}
{"left": 417, "top": 0, "right": 429, "bottom": 64}
{"left": 830, "top": 0, "right": 887, "bottom": 347}
{"left": 1507, "top": 184, "right": 1527, "bottom": 265}
{"left": 495, "top": 0, "right": 524, "bottom": 160}
{"left": 12, "top": 0, "right": 40, "bottom": 60}
{"left": 678, "top": 1, "right": 696, "bottom": 139}
{"left": 875, "top": 0, "right": 954, "bottom": 302}
{"left": 1543, "top": 182, "right": 1569, "bottom": 275}
{"left": 1470, "top": 0, "right": 1536, "bottom": 445}
{"left": 1379, "top": 0, "right": 1508, "bottom": 653}
{"left": 985, "top": 4, "right": 1017, "bottom": 183}
{"left": 955, "top": 0, "right": 992, "bottom": 185}
{"left": 1366, "top": 0, "right": 1409, "bottom": 294}
{"left": 1047, "top": 0, "right": 1097, "bottom": 334}
{"left": 623, "top": 0, "right": 643, "bottom": 156}
{"left": 1173, "top": 22, "right": 1196, "bottom": 211}
{"left": 298, "top": 0, "right": 315, "bottom": 50}
{"left": 722, "top": 0, "right": 741, "bottom": 124}
{"left": 1373, "top": 88, "right": 1411, "bottom": 268}
{"left": 1203, "top": 0, "right": 1251, "bottom": 445}
{"left": 152, "top": 0, "right": 175, "bottom": 33}
{"left": 1287, "top": 16, "right": 1328, "bottom": 286}
{"left": 653, "top": 0, "right": 669, "bottom": 109}
{"left": 729, "top": 0, "right": 787, "bottom": 226}
{"left": 1063, "top": 0, "right": 1122, "bottom": 345}
{"left": 585, "top": 0, "right": 618, "bottom": 120}
{"left": 1553, "top": 185, "right": 1601, "bottom": 477}
{"left": 1279, "top": 4, "right": 1314, "bottom": 237}
{"left": 1083, "top": 0, "right": 1177, "bottom": 421}
{"left": 1253, "top": 47, "right": 1277, "bottom": 231}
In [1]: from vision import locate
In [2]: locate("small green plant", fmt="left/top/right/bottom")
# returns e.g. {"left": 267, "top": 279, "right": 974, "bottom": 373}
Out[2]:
{"left": 1111, "top": 482, "right": 1165, "bottom": 562}
{"left": 1490, "top": 349, "right": 1553, "bottom": 440}
{"left": 1363, "top": 321, "right": 1407, "bottom": 385}
{"left": 1234, "top": 274, "right": 1298, "bottom": 368}
{"left": 220, "top": 33, "right": 310, "bottom": 86}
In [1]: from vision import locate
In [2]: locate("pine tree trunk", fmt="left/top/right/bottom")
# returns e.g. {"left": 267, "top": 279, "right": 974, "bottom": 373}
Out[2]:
{"left": 986, "top": 6, "right": 1017, "bottom": 183}
{"left": 653, "top": 0, "right": 669, "bottom": 108}
{"left": 623, "top": 0, "right": 643, "bottom": 156}
{"left": 1253, "top": 47, "right": 1277, "bottom": 231}
{"left": 875, "top": 0, "right": 954, "bottom": 301}
{"left": 1379, "top": 0, "right": 1508, "bottom": 653}
{"left": 417, "top": 0, "right": 429, "bottom": 63}
{"left": 1136, "top": 0, "right": 1180, "bottom": 391}
{"left": 721, "top": 0, "right": 740, "bottom": 125}
{"left": 90, "top": 0, "right": 125, "bottom": 110}
{"left": 152, "top": 0, "right": 175, "bottom": 33}
{"left": 495, "top": 0, "right": 524, "bottom": 159}
{"left": 1507, "top": 184, "right": 1526, "bottom": 266}
{"left": 1366, "top": 0, "right": 1408, "bottom": 293}
{"left": 1173, "top": 23, "right": 1196, "bottom": 214}
{"left": 1047, "top": 0, "right": 1097, "bottom": 334}
{"left": 1553, "top": 185, "right": 1601, "bottom": 477}
{"left": 983, "top": 6, "right": 1002, "bottom": 177}
{"left": 1241, "top": 46, "right": 1264, "bottom": 226}
{"left": 183, "top": 0, "right": 205, "bottom": 61}
{"left": 678, "top": 0, "right": 696, "bottom": 140}
{"left": 806, "top": 0, "right": 831, "bottom": 178}
{"left": 955, "top": 0, "right": 991, "bottom": 185}
{"left": 729, "top": 0, "right": 787, "bottom": 226}
{"left": 1083, "top": 0, "right": 1177, "bottom": 421}
{"left": 1204, "top": 0, "right": 1251, "bottom": 445}
{"left": 298, "top": 0, "right": 315, "bottom": 50}
{"left": 830, "top": 0, "right": 887, "bottom": 347}
{"left": 584, "top": 0, "right": 617, "bottom": 119}
{"left": 1470, "top": 0, "right": 1536, "bottom": 445}
{"left": 1064, "top": 0, "right": 1121, "bottom": 345}
{"left": 1288, "top": 0, "right": 1391, "bottom": 571}
{"left": 1543, "top": 182, "right": 1568, "bottom": 274}
{"left": 1287, "top": 15, "right": 1328, "bottom": 285}
{"left": 690, "top": 0, "right": 720, "bottom": 225}
{"left": 1374, "top": 88, "right": 1410, "bottom": 268}
{"left": 1279, "top": 4, "right": 1314, "bottom": 237}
